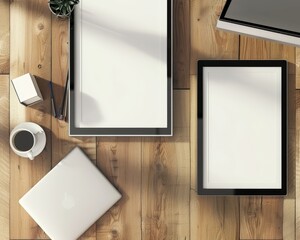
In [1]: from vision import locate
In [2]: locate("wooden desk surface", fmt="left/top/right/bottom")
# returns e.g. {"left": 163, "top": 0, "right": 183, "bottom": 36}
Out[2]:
{"left": 0, "top": 0, "right": 298, "bottom": 239}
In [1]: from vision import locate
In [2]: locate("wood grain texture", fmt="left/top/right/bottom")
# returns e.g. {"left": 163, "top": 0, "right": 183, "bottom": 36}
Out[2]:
{"left": 284, "top": 71, "right": 296, "bottom": 240}
{"left": 277, "top": 47, "right": 296, "bottom": 240}
{"left": 96, "top": 137, "right": 142, "bottom": 240}
{"left": 289, "top": 74, "right": 296, "bottom": 132}
{"left": 296, "top": 90, "right": 300, "bottom": 239}
{"left": 0, "top": 75, "right": 9, "bottom": 240}
{"left": 0, "top": 0, "right": 9, "bottom": 74}
{"left": 239, "top": 36, "right": 295, "bottom": 240}
{"left": 173, "top": 0, "right": 190, "bottom": 89}
{"left": 10, "top": 0, "right": 51, "bottom": 239}
{"left": 191, "top": 195, "right": 239, "bottom": 240}
{"left": 190, "top": 75, "right": 197, "bottom": 191}
{"left": 240, "top": 197, "right": 283, "bottom": 240}
{"left": 240, "top": 36, "right": 295, "bottom": 64}
{"left": 284, "top": 199, "right": 295, "bottom": 240}
{"left": 296, "top": 49, "right": 300, "bottom": 89}
{"left": 287, "top": 74, "right": 296, "bottom": 201}
{"left": 190, "top": 0, "right": 239, "bottom": 239}
{"left": 286, "top": 129, "right": 296, "bottom": 240}
{"left": 142, "top": 90, "right": 190, "bottom": 240}
{"left": 190, "top": 0, "right": 239, "bottom": 74}
{"left": 51, "top": 16, "right": 97, "bottom": 240}
{"left": 270, "top": 43, "right": 295, "bottom": 74}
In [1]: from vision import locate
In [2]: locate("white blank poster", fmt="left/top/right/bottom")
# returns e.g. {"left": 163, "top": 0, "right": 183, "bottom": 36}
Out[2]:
{"left": 203, "top": 67, "right": 282, "bottom": 189}
{"left": 74, "top": 0, "right": 168, "bottom": 128}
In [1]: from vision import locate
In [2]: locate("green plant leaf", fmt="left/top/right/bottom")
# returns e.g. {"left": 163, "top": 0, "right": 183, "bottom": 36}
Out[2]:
{"left": 49, "top": 0, "right": 78, "bottom": 16}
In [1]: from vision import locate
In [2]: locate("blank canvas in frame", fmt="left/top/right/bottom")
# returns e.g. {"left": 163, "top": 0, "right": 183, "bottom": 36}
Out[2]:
{"left": 69, "top": 0, "right": 172, "bottom": 136}
{"left": 197, "top": 60, "right": 287, "bottom": 195}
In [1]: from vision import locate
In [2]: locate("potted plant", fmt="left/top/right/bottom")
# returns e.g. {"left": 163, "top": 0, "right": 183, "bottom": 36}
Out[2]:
{"left": 48, "top": 0, "right": 79, "bottom": 18}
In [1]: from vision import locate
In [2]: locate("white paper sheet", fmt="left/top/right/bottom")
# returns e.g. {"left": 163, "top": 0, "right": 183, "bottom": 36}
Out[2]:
{"left": 203, "top": 67, "right": 282, "bottom": 189}
{"left": 74, "top": 0, "right": 168, "bottom": 128}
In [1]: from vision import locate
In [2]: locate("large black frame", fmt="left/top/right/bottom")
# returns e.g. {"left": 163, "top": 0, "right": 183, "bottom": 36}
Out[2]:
{"left": 197, "top": 60, "right": 287, "bottom": 195}
{"left": 220, "top": 0, "right": 300, "bottom": 38}
{"left": 69, "top": 0, "right": 172, "bottom": 136}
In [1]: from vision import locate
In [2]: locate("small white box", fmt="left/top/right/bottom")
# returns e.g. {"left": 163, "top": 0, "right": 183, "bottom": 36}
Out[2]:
{"left": 11, "top": 73, "right": 43, "bottom": 106}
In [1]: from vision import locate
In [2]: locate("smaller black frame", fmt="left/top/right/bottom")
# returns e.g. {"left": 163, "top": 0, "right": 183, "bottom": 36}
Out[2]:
{"left": 220, "top": 0, "right": 300, "bottom": 39}
{"left": 197, "top": 60, "right": 287, "bottom": 195}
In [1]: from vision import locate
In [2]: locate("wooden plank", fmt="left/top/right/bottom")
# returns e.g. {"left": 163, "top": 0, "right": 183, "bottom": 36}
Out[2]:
{"left": 296, "top": 90, "right": 300, "bottom": 239}
{"left": 285, "top": 127, "right": 296, "bottom": 240}
{"left": 239, "top": 36, "right": 296, "bottom": 240}
{"left": 190, "top": 0, "right": 240, "bottom": 239}
{"left": 289, "top": 74, "right": 296, "bottom": 133}
{"left": 96, "top": 137, "right": 141, "bottom": 240}
{"left": 51, "top": 16, "right": 97, "bottom": 240}
{"left": 281, "top": 46, "right": 296, "bottom": 240}
{"left": 190, "top": 0, "right": 239, "bottom": 75}
{"left": 296, "top": 49, "right": 300, "bottom": 89}
{"left": 283, "top": 72, "right": 296, "bottom": 240}
{"left": 270, "top": 43, "right": 295, "bottom": 75}
{"left": 10, "top": 1, "right": 51, "bottom": 239}
{"left": 142, "top": 90, "right": 190, "bottom": 240}
{"left": 0, "top": 0, "right": 9, "bottom": 74}
{"left": 240, "top": 37, "right": 295, "bottom": 64}
{"left": 0, "top": 75, "right": 9, "bottom": 240}
{"left": 283, "top": 199, "right": 295, "bottom": 240}
{"left": 191, "top": 195, "right": 239, "bottom": 240}
{"left": 190, "top": 75, "right": 197, "bottom": 192}
{"left": 287, "top": 74, "right": 296, "bottom": 205}
{"left": 239, "top": 37, "right": 271, "bottom": 59}
{"left": 173, "top": 0, "right": 190, "bottom": 89}
{"left": 240, "top": 196, "right": 283, "bottom": 239}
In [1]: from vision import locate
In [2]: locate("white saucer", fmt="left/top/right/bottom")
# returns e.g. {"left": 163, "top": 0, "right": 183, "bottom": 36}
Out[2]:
{"left": 10, "top": 122, "right": 46, "bottom": 159}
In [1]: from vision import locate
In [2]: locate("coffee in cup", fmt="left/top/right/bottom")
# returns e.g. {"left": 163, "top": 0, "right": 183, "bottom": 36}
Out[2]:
{"left": 10, "top": 128, "right": 36, "bottom": 160}
{"left": 13, "top": 130, "right": 35, "bottom": 151}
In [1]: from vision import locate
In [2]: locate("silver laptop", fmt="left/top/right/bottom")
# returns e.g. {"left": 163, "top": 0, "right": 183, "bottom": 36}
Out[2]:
{"left": 19, "top": 147, "right": 121, "bottom": 240}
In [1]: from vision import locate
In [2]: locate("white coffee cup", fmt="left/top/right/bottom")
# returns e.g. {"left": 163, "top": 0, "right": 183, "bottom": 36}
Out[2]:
{"left": 10, "top": 128, "right": 37, "bottom": 160}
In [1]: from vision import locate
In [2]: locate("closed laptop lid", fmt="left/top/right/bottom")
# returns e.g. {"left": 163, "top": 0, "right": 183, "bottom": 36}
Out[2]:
{"left": 19, "top": 147, "right": 121, "bottom": 240}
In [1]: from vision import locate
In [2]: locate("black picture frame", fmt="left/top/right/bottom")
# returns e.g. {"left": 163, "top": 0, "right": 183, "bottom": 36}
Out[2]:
{"left": 69, "top": 0, "right": 173, "bottom": 136}
{"left": 197, "top": 60, "right": 287, "bottom": 195}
